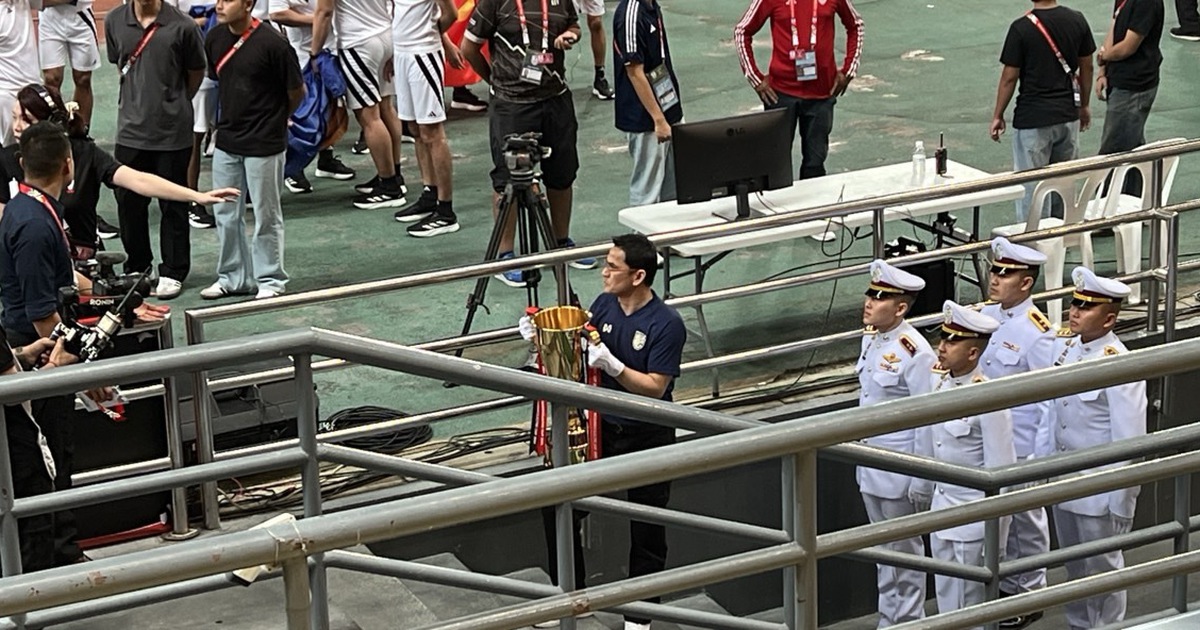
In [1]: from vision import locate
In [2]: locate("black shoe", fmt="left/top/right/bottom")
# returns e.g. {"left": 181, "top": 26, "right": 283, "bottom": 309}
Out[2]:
{"left": 96, "top": 216, "right": 120, "bottom": 240}
{"left": 592, "top": 76, "right": 614, "bottom": 100}
{"left": 355, "top": 175, "right": 380, "bottom": 194}
{"left": 1170, "top": 26, "right": 1200, "bottom": 41}
{"left": 451, "top": 87, "right": 488, "bottom": 112}
{"left": 407, "top": 211, "right": 460, "bottom": 238}
{"left": 189, "top": 204, "right": 216, "bottom": 229}
{"left": 999, "top": 611, "right": 1043, "bottom": 629}
{"left": 285, "top": 171, "right": 314, "bottom": 194}
{"left": 353, "top": 188, "right": 405, "bottom": 210}
{"left": 394, "top": 194, "right": 436, "bottom": 222}
{"left": 315, "top": 154, "right": 356, "bottom": 180}
{"left": 351, "top": 136, "right": 370, "bottom": 154}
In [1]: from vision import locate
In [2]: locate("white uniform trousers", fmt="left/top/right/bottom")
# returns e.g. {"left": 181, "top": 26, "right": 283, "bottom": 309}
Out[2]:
{"left": 862, "top": 493, "right": 926, "bottom": 627}
{"left": 1000, "top": 459, "right": 1050, "bottom": 594}
{"left": 929, "top": 533, "right": 987, "bottom": 630}
{"left": 1052, "top": 506, "right": 1132, "bottom": 629}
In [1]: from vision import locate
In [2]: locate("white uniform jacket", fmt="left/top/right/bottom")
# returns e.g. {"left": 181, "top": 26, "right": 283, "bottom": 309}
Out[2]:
{"left": 856, "top": 320, "right": 937, "bottom": 499}
{"left": 980, "top": 299, "right": 1055, "bottom": 458}
{"left": 1047, "top": 330, "right": 1147, "bottom": 519}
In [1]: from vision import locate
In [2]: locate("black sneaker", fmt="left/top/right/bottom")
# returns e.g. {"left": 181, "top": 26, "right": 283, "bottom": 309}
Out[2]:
{"left": 592, "top": 76, "right": 614, "bottom": 100}
{"left": 315, "top": 154, "right": 356, "bottom": 180}
{"left": 1170, "top": 26, "right": 1200, "bottom": 41}
{"left": 96, "top": 216, "right": 120, "bottom": 240}
{"left": 407, "top": 212, "right": 460, "bottom": 238}
{"left": 285, "top": 172, "right": 313, "bottom": 194}
{"left": 351, "top": 134, "right": 370, "bottom": 154}
{"left": 353, "top": 188, "right": 405, "bottom": 210}
{"left": 355, "top": 175, "right": 381, "bottom": 194}
{"left": 451, "top": 87, "right": 488, "bottom": 112}
{"left": 394, "top": 194, "right": 436, "bottom": 222}
{"left": 999, "top": 611, "right": 1043, "bottom": 629}
{"left": 189, "top": 204, "right": 216, "bottom": 229}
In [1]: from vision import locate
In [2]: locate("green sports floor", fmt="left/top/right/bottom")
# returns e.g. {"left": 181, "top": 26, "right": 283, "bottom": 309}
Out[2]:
{"left": 80, "top": 0, "right": 1200, "bottom": 435}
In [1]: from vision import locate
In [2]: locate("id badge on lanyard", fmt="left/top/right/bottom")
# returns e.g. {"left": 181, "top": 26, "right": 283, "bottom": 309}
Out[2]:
{"left": 1026, "top": 13, "right": 1080, "bottom": 106}
{"left": 789, "top": 0, "right": 819, "bottom": 81}
{"left": 647, "top": 65, "right": 679, "bottom": 110}
{"left": 517, "top": 0, "right": 552, "bottom": 85}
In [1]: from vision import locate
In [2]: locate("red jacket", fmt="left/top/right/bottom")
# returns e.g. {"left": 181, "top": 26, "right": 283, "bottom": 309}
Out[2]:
{"left": 734, "top": 0, "right": 864, "bottom": 99}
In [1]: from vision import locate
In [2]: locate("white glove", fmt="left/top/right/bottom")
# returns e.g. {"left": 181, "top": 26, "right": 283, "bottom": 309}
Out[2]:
{"left": 907, "top": 486, "right": 932, "bottom": 512}
{"left": 518, "top": 315, "right": 538, "bottom": 342}
{"left": 586, "top": 341, "right": 626, "bottom": 377}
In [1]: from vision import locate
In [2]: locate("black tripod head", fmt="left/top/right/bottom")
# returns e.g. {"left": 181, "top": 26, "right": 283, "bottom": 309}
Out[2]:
{"left": 503, "top": 132, "right": 553, "bottom": 184}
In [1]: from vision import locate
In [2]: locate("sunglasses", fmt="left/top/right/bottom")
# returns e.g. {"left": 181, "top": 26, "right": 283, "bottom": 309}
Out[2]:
{"left": 1070, "top": 298, "right": 1100, "bottom": 309}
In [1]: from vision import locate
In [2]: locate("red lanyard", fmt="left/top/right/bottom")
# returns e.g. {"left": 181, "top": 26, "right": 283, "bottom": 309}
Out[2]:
{"left": 1025, "top": 13, "right": 1072, "bottom": 76}
{"left": 17, "top": 183, "right": 70, "bottom": 251}
{"left": 514, "top": 0, "right": 550, "bottom": 51}
{"left": 1114, "top": 0, "right": 1128, "bottom": 16}
{"left": 120, "top": 23, "right": 160, "bottom": 77}
{"left": 216, "top": 19, "right": 261, "bottom": 75}
{"left": 788, "top": 0, "right": 819, "bottom": 51}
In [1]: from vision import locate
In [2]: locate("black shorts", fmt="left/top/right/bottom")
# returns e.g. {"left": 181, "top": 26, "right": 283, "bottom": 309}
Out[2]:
{"left": 488, "top": 92, "right": 579, "bottom": 192}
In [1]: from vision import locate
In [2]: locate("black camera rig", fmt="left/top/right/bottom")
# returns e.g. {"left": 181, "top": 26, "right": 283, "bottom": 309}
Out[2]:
{"left": 502, "top": 132, "right": 553, "bottom": 180}
{"left": 55, "top": 252, "right": 153, "bottom": 363}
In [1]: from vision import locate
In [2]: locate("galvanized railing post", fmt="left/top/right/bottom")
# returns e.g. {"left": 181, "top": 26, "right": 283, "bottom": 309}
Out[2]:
{"left": 781, "top": 456, "right": 797, "bottom": 629}
{"left": 187, "top": 316, "right": 221, "bottom": 531}
{"left": 792, "top": 451, "right": 820, "bottom": 628}
{"left": 0, "top": 406, "right": 26, "bottom": 630}
{"left": 1163, "top": 209, "right": 1188, "bottom": 612}
{"left": 983, "top": 489, "right": 1001, "bottom": 630}
{"left": 158, "top": 318, "right": 197, "bottom": 540}
{"left": 549, "top": 402, "right": 577, "bottom": 630}
{"left": 1145, "top": 159, "right": 1164, "bottom": 332}
{"left": 295, "top": 354, "right": 329, "bottom": 630}
{"left": 872, "top": 207, "right": 885, "bottom": 259}
{"left": 283, "top": 557, "right": 313, "bottom": 630}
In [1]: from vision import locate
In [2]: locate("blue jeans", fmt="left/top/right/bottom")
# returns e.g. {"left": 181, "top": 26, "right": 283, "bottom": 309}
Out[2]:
{"left": 1100, "top": 86, "right": 1158, "bottom": 196}
{"left": 767, "top": 93, "right": 836, "bottom": 179}
{"left": 1012, "top": 122, "right": 1079, "bottom": 221}
{"left": 627, "top": 131, "right": 676, "bottom": 206}
{"left": 211, "top": 149, "right": 288, "bottom": 293}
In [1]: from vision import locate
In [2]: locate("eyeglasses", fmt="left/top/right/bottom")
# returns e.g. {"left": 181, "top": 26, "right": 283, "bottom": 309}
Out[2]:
{"left": 1070, "top": 298, "right": 1099, "bottom": 309}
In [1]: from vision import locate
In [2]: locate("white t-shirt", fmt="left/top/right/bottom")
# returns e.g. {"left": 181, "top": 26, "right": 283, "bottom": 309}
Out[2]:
{"left": 334, "top": 0, "right": 391, "bottom": 50}
{"left": 392, "top": 0, "right": 441, "bottom": 54}
{"left": 269, "top": 0, "right": 316, "bottom": 58}
{"left": 0, "top": 0, "right": 42, "bottom": 92}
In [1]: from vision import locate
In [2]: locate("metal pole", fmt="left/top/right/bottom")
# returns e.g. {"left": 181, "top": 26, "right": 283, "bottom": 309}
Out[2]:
{"left": 549, "top": 402, "right": 577, "bottom": 630}
{"left": 1164, "top": 209, "right": 1187, "bottom": 612}
{"left": 983, "top": 490, "right": 1001, "bottom": 630}
{"left": 1145, "top": 159, "right": 1164, "bottom": 330}
{"left": 295, "top": 355, "right": 328, "bottom": 630}
{"left": 283, "top": 557, "right": 312, "bottom": 630}
{"left": 187, "top": 316, "right": 221, "bottom": 531}
{"left": 794, "top": 451, "right": 819, "bottom": 629}
{"left": 158, "top": 318, "right": 197, "bottom": 540}
{"left": 873, "top": 207, "right": 885, "bottom": 259}
{"left": 781, "top": 457, "right": 797, "bottom": 630}
{"left": 0, "top": 406, "right": 26, "bottom": 630}
{"left": 1164, "top": 211, "right": 1180, "bottom": 342}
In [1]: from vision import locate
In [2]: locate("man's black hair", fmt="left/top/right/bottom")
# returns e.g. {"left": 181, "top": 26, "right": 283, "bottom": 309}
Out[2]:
{"left": 18, "top": 121, "right": 70, "bottom": 181}
{"left": 613, "top": 233, "right": 659, "bottom": 286}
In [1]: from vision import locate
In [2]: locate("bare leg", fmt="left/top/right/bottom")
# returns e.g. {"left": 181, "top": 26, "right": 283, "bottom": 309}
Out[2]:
{"left": 586, "top": 14, "right": 606, "bottom": 69}
{"left": 493, "top": 191, "right": 516, "bottom": 253}
{"left": 354, "top": 104, "right": 397, "bottom": 178}
{"left": 71, "top": 69, "right": 94, "bottom": 129}
{"left": 380, "top": 96, "right": 405, "bottom": 171}
{"left": 415, "top": 122, "right": 452, "bottom": 201}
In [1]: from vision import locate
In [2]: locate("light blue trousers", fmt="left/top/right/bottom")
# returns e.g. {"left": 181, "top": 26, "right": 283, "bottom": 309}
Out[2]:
{"left": 1012, "top": 121, "right": 1079, "bottom": 221}
{"left": 211, "top": 149, "right": 289, "bottom": 293}
{"left": 627, "top": 132, "right": 677, "bottom": 207}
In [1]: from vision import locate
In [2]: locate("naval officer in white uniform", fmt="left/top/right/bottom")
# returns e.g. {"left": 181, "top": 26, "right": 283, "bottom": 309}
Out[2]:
{"left": 912, "top": 301, "right": 1016, "bottom": 628}
{"left": 978, "top": 237, "right": 1055, "bottom": 629}
{"left": 1047, "top": 267, "right": 1146, "bottom": 630}
{"left": 856, "top": 259, "right": 937, "bottom": 627}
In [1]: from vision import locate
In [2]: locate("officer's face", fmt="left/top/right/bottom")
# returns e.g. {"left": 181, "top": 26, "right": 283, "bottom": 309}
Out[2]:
{"left": 601, "top": 247, "right": 643, "bottom": 296}
{"left": 988, "top": 268, "right": 1033, "bottom": 306}
{"left": 1068, "top": 302, "right": 1117, "bottom": 339}
{"left": 862, "top": 295, "right": 906, "bottom": 328}
{"left": 937, "top": 337, "right": 979, "bottom": 374}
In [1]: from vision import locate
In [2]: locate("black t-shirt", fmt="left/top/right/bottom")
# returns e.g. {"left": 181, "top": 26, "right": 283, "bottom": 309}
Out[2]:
{"left": 466, "top": 0, "right": 579, "bottom": 103}
{"left": 1106, "top": 0, "right": 1163, "bottom": 92}
{"left": 1000, "top": 6, "right": 1096, "bottom": 129}
{"left": 205, "top": 24, "right": 303, "bottom": 156}
{"left": 0, "top": 139, "right": 121, "bottom": 250}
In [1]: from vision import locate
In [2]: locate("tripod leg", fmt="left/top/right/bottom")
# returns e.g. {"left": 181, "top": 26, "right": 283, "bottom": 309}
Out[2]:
{"left": 527, "top": 185, "right": 578, "bottom": 307}
{"left": 452, "top": 186, "right": 518, "bottom": 363}
{"left": 515, "top": 192, "right": 542, "bottom": 306}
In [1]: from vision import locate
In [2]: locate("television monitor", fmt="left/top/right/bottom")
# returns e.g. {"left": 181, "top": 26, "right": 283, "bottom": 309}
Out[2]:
{"left": 672, "top": 108, "right": 794, "bottom": 221}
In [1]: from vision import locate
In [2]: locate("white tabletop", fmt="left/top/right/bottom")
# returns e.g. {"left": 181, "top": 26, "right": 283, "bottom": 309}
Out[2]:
{"left": 618, "top": 160, "right": 1026, "bottom": 257}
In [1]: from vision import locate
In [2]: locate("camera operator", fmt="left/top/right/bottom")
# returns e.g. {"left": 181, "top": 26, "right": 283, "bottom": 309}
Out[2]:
{"left": 462, "top": 0, "right": 596, "bottom": 287}
{"left": 0, "top": 84, "right": 240, "bottom": 262}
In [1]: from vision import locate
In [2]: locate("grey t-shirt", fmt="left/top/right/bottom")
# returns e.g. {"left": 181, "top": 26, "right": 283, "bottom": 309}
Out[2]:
{"left": 105, "top": 3, "right": 206, "bottom": 151}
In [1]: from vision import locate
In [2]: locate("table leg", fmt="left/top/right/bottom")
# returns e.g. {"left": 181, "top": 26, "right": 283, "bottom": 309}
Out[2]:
{"left": 970, "top": 205, "right": 988, "bottom": 299}
{"left": 692, "top": 257, "right": 719, "bottom": 398}
{"left": 662, "top": 249, "right": 673, "bottom": 298}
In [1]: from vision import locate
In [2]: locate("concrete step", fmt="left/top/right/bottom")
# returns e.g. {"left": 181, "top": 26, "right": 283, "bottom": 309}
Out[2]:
{"left": 400, "top": 553, "right": 517, "bottom": 621}
{"left": 326, "top": 545, "right": 439, "bottom": 630}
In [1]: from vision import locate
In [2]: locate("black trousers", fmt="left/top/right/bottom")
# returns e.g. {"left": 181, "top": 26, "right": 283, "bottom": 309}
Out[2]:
{"left": 767, "top": 93, "right": 837, "bottom": 180}
{"left": 544, "top": 420, "right": 675, "bottom": 624}
{"left": 1178, "top": 0, "right": 1200, "bottom": 30}
{"left": 6, "top": 406, "right": 55, "bottom": 573}
{"left": 113, "top": 145, "right": 192, "bottom": 282}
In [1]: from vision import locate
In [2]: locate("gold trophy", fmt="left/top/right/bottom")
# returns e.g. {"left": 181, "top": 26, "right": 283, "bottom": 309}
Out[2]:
{"left": 530, "top": 305, "right": 596, "bottom": 466}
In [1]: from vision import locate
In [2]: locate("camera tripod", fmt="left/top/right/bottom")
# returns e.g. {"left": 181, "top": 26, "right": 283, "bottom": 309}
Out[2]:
{"left": 450, "top": 134, "right": 577, "bottom": 369}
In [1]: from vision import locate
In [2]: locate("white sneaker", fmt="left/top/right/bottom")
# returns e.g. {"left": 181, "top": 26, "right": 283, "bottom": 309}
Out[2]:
{"left": 622, "top": 622, "right": 650, "bottom": 630}
{"left": 199, "top": 282, "right": 251, "bottom": 300}
{"left": 255, "top": 287, "right": 283, "bottom": 299}
{"left": 154, "top": 277, "right": 183, "bottom": 300}
{"left": 533, "top": 613, "right": 594, "bottom": 628}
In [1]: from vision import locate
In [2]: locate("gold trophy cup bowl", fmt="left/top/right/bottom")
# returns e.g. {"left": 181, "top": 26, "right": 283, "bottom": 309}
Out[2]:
{"left": 531, "top": 306, "right": 592, "bottom": 465}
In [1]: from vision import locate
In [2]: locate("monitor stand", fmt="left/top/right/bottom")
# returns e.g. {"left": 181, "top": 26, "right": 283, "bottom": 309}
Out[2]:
{"left": 712, "top": 182, "right": 770, "bottom": 222}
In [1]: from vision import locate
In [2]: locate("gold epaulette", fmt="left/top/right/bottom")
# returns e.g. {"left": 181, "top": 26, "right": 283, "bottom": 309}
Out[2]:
{"left": 1104, "top": 345, "right": 1121, "bottom": 356}
{"left": 1057, "top": 327, "right": 1076, "bottom": 338}
{"left": 1028, "top": 308, "right": 1051, "bottom": 333}
{"left": 899, "top": 335, "right": 917, "bottom": 356}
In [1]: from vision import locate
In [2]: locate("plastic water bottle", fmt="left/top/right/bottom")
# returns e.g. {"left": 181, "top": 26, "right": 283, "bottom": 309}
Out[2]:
{"left": 911, "top": 141, "right": 927, "bottom": 187}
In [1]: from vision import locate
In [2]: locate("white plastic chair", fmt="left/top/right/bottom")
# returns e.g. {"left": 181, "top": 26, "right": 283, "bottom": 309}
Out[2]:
{"left": 1097, "top": 138, "right": 1184, "bottom": 304}
{"left": 992, "top": 169, "right": 1110, "bottom": 326}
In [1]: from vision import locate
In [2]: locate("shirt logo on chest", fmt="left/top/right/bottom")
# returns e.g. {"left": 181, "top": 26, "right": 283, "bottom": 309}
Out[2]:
{"left": 602, "top": 323, "right": 613, "bottom": 333}
{"left": 632, "top": 330, "right": 647, "bottom": 351}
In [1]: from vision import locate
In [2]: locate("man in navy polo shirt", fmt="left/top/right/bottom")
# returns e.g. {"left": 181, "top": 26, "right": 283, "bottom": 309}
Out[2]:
{"left": 612, "top": 0, "right": 682, "bottom": 206}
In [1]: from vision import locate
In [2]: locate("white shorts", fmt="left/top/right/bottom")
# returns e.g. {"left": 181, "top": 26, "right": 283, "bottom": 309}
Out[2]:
{"left": 0, "top": 91, "right": 16, "bottom": 148}
{"left": 192, "top": 79, "right": 218, "bottom": 133}
{"left": 38, "top": 8, "right": 103, "bottom": 72}
{"left": 573, "top": 0, "right": 604, "bottom": 17}
{"left": 338, "top": 33, "right": 396, "bottom": 110}
{"left": 393, "top": 51, "right": 445, "bottom": 124}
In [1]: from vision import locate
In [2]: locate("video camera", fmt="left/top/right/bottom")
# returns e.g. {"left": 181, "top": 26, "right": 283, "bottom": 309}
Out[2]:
{"left": 503, "top": 132, "right": 553, "bottom": 176}
{"left": 55, "top": 252, "right": 153, "bottom": 363}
